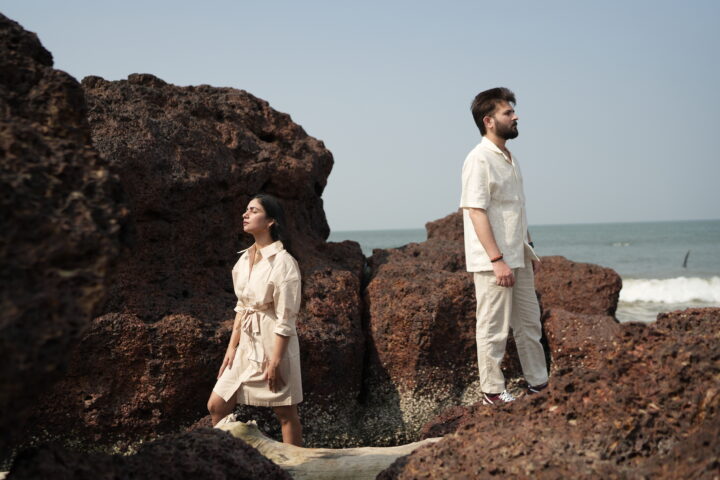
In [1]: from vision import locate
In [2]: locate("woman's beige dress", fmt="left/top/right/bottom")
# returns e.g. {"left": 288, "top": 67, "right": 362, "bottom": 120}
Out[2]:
{"left": 213, "top": 240, "right": 303, "bottom": 406}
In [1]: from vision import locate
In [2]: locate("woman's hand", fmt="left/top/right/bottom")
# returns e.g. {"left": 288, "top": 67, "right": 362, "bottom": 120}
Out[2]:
{"left": 263, "top": 359, "right": 286, "bottom": 393}
{"left": 217, "top": 346, "right": 237, "bottom": 379}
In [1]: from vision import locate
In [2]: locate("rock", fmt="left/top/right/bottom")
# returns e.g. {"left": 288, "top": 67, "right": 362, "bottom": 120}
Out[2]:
{"left": 542, "top": 308, "right": 621, "bottom": 371}
{"left": 215, "top": 415, "right": 441, "bottom": 480}
{"left": 362, "top": 211, "right": 623, "bottom": 443}
{"left": 394, "top": 308, "right": 720, "bottom": 478}
{"left": 418, "top": 308, "right": 621, "bottom": 439}
{"left": 535, "top": 256, "right": 622, "bottom": 316}
{"left": 0, "top": 14, "right": 124, "bottom": 451}
{"left": 31, "top": 73, "right": 366, "bottom": 447}
{"left": 34, "top": 313, "right": 227, "bottom": 444}
{"left": 81, "top": 73, "right": 335, "bottom": 323}
{"left": 7, "top": 429, "right": 291, "bottom": 480}
{"left": 363, "top": 231, "right": 477, "bottom": 443}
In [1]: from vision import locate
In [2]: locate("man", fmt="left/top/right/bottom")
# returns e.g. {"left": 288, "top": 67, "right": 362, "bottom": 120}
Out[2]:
{"left": 460, "top": 87, "right": 548, "bottom": 405}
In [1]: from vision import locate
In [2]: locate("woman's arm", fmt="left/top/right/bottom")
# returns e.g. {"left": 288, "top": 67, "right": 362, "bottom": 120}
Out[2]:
{"left": 217, "top": 311, "right": 243, "bottom": 379}
{"left": 265, "top": 334, "right": 289, "bottom": 392}
{"left": 265, "top": 260, "right": 302, "bottom": 391}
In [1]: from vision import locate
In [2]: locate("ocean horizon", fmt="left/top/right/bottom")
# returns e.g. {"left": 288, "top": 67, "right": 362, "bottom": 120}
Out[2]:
{"left": 329, "top": 219, "right": 720, "bottom": 323}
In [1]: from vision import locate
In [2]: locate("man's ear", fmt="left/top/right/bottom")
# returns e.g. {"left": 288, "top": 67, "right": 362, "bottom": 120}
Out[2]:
{"left": 483, "top": 115, "right": 494, "bottom": 132}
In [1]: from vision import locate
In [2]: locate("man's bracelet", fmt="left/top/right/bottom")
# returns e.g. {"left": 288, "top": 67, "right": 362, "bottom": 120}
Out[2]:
{"left": 490, "top": 253, "right": 504, "bottom": 263}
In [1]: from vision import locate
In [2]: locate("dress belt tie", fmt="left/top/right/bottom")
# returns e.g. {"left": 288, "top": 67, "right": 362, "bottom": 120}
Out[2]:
{"left": 237, "top": 303, "right": 271, "bottom": 335}
{"left": 236, "top": 303, "right": 272, "bottom": 364}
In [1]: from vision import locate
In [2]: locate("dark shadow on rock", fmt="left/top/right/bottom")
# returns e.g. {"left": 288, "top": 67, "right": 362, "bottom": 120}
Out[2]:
{"left": 8, "top": 429, "right": 291, "bottom": 480}
{"left": 0, "top": 13, "right": 126, "bottom": 454}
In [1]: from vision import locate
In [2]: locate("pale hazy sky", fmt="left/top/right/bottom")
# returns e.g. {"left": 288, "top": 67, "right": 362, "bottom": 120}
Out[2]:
{"left": 4, "top": 0, "right": 719, "bottom": 231}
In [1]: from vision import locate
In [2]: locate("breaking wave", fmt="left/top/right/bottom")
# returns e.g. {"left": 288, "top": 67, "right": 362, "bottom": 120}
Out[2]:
{"left": 619, "top": 276, "right": 720, "bottom": 304}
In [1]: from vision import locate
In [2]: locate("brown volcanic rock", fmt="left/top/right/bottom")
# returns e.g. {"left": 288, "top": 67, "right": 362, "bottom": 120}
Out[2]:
{"left": 363, "top": 236, "right": 477, "bottom": 442}
{"left": 0, "top": 15, "right": 124, "bottom": 450}
{"left": 393, "top": 307, "right": 720, "bottom": 478}
{"left": 535, "top": 255, "right": 622, "bottom": 316}
{"left": 36, "top": 313, "right": 227, "bottom": 443}
{"left": 81, "top": 72, "right": 335, "bottom": 322}
{"left": 32, "top": 73, "right": 365, "bottom": 446}
{"left": 296, "top": 240, "right": 365, "bottom": 401}
{"left": 418, "top": 309, "right": 621, "bottom": 439}
{"left": 365, "top": 243, "right": 477, "bottom": 396}
{"left": 8, "top": 428, "right": 291, "bottom": 480}
{"left": 542, "top": 308, "right": 621, "bottom": 371}
{"left": 363, "top": 211, "right": 624, "bottom": 441}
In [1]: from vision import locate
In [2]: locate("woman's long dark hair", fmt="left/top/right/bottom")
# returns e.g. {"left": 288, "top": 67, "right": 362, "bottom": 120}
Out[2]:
{"left": 252, "top": 193, "right": 293, "bottom": 257}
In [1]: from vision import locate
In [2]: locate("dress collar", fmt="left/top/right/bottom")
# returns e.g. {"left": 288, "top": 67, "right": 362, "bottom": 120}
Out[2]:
{"left": 238, "top": 240, "right": 284, "bottom": 258}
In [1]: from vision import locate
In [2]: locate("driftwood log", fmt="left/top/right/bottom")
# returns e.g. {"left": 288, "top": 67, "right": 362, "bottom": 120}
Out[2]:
{"left": 215, "top": 414, "right": 441, "bottom": 480}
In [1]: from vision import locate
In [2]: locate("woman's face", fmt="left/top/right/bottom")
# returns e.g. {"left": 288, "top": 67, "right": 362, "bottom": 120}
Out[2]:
{"left": 243, "top": 198, "right": 274, "bottom": 235}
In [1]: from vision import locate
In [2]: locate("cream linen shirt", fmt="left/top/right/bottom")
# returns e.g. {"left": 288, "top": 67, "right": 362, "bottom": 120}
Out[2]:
{"left": 212, "top": 240, "right": 303, "bottom": 406}
{"left": 460, "top": 136, "right": 539, "bottom": 272}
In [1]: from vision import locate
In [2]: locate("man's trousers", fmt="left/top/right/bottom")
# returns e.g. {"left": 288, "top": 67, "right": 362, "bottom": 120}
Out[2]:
{"left": 473, "top": 257, "right": 548, "bottom": 393}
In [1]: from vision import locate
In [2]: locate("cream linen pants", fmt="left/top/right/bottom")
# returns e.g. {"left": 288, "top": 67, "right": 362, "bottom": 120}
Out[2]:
{"left": 473, "top": 256, "right": 548, "bottom": 393}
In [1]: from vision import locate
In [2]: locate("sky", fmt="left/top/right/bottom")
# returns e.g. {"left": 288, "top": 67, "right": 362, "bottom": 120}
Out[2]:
{"left": 3, "top": 0, "right": 719, "bottom": 231}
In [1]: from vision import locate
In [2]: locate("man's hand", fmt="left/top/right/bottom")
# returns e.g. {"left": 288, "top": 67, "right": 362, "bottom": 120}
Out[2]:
{"left": 531, "top": 259, "right": 541, "bottom": 275}
{"left": 492, "top": 260, "right": 515, "bottom": 287}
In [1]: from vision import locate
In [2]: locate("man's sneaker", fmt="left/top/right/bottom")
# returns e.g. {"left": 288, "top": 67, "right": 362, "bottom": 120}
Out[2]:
{"left": 527, "top": 382, "right": 548, "bottom": 395}
{"left": 482, "top": 390, "right": 515, "bottom": 405}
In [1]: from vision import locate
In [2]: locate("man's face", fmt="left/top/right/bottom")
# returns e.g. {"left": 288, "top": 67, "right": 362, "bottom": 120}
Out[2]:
{"left": 488, "top": 101, "right": 519, "bottom": 140}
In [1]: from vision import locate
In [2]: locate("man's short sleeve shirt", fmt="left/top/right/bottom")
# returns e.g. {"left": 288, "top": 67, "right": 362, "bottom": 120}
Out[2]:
{"left": 460, "top": 136, "right": 537, "bottom": 272}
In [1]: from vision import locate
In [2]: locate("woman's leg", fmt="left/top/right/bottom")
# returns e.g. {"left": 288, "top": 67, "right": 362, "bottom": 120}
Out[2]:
{"left": 272, "top": 404, "right": 303, "bottom": 446}
{"left": 207, "top": 392, "right": 236, "bottom": 426}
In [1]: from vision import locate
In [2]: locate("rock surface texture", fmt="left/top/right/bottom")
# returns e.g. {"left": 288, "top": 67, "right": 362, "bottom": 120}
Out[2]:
{"left": 7, "top": 429, "right": 291, "bottom": 480}
{"left": 534, "top": 256, "right": 622, "bottom": 316}
{"left": 0, "top": 14, "right": 124, "bottom": 451}
{"left": 32, "top": 73, "right": 366, "bottom": 447}
{"left": 362, "top": 211, "right": 623, "bottom": 443}
{"left": 388, "top": 308, "right": 720, "bottom": 479}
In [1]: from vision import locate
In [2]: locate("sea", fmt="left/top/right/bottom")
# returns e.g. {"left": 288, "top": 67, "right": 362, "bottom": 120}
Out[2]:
{"left": 329, "top": 219, "right": 720, "bottom": 323}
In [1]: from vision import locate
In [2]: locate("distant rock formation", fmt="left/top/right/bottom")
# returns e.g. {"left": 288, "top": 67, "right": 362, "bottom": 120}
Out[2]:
{"left": 0, "top": 14, "right": 125, "bottom": 451}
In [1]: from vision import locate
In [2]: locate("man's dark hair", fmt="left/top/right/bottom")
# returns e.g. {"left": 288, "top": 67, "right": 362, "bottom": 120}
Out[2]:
{"left": 471, "top": 87, "right": 516, "bottom": 135}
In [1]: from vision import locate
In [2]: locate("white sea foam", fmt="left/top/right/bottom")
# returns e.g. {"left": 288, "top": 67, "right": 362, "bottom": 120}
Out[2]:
{"left": 619, "top": 276, "right": 720, "bottom": 304}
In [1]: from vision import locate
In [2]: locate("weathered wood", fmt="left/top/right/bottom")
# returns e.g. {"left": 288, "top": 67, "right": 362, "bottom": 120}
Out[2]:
{"left": 215, "top": 415, "right": 441, "bottom": 480}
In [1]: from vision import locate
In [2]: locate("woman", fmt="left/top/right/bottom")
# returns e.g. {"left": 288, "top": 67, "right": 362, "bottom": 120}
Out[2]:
{"left": 207, "top": 193, "right": 303, "bottom": 446}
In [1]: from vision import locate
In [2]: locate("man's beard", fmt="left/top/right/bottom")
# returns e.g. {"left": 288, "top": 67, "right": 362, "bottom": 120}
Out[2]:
{"left": 497, "top": 122, "right": 519, "bottom": 140}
